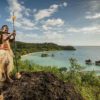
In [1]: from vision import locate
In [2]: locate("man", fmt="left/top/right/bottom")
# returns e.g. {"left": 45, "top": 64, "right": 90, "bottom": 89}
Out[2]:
{"left": 0, "top": 25, "right": 16, "bottom": 82}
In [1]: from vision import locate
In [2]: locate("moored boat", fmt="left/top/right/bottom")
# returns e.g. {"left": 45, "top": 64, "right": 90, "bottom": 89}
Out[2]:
{"left": 85, "top": 59, "right": 92, "bottom": 65}
{"left": 95, "top": 60, "right": 100, "bottom": 66}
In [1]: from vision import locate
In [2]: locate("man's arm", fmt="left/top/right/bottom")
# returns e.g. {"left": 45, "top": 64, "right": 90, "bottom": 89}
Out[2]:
{"left": 10, "top": 30, "right": 16, "bottom": 42}
{"left": 10, "top": 34, "right": 15, "bottom": 42}
{"left": 0, "top": 34, "right": 3, "bottom": 44}
{"left": 0, "top": 31, "right": 10, "bottom": 35}
{"left": 4, "top": 31, "right": 16, "bottom": 42}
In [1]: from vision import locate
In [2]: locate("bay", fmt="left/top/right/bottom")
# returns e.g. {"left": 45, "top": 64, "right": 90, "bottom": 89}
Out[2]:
{"left": 21, "top": 46, "right": 100, "bottom": 74}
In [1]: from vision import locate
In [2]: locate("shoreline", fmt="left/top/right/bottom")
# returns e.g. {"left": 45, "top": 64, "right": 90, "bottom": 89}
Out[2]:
{"left": 21, "top": 50, "right": 100, "bottom": 73}
{"left": 21, "top": 50, "right": 70, "bottom": 58}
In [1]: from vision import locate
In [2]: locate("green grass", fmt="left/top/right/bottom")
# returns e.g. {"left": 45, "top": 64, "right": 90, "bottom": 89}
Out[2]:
{"left": 12, "top": 59, "right": 100, "bottom": 100}
{"left": 13, "top": 60, "right": 61, "bottom": 77}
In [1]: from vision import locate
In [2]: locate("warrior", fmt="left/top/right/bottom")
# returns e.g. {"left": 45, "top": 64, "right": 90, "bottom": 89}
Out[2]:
{"left": 0, "top": 25, "right": 16, "bottom": 82}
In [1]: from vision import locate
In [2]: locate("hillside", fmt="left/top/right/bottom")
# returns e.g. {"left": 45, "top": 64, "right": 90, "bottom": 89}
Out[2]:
{"left": 0, "top": 72, "right": 84, "bottom": 100}
{"left": 11, "top": 41, "right": 76, "bottom": 55}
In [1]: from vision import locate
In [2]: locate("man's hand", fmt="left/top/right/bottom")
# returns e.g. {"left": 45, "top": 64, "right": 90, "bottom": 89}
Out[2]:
{"left": 13, "top": 30, "right": 16, "bottom": 37}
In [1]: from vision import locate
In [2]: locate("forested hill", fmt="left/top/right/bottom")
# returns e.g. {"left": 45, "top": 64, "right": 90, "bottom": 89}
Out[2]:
{"left": 12, "top": 41, "right": 76, "bottom": 55}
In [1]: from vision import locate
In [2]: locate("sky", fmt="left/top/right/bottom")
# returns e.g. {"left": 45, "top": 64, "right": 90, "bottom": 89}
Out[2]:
{"left": 0, "top": 0, "right": 100, "bottom": 46}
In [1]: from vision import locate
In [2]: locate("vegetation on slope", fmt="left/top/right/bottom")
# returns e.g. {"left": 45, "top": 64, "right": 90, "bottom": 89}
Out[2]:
{"left": 1, "top": 71, "right": 84, "bottom": 100}
{"left": 12, "top": 58, "right": 100, "bottom": 100}
{"left": 11, "top": 41, "right": 76, "bottom": 55}
{"left": 10, "top": 41, "right": 100, "bottom": 100}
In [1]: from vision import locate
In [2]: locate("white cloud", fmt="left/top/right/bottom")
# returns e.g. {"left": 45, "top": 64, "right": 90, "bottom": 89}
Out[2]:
{"left": 67, "top": 25, "right": 100, "bottom": 34}
{"left": 43, "top": 18, "right": 64, "bottom": 30}
{"left": 7, "top": 0, "right": 35, "bottom": 30}
{"left": 34, "top": 4, "right": 59, "bottom": 21}
{"left": 44, "top": 31, "right": 64, "bottom": 39}
{"left": 24, "top": 8, "right": 31, "bottom": 17}
{"left": 33, "top": 9, "right": 37, "bottom": 13}
{"left": 7, "top": 0, "right": 23, "bottom": 18}
{"left": 85, "top": 1, "right": 100, "bottom": 20}
{"left": 16, "top": 23, "right": 100, "bottom": 46}
{"left": 16, "top": 31, "right": 41, "bottom": 43}
{"left": 85, "top": 13, "right": 100, "bottom": 19}
{"left": 67, "top": 27, "right": 79, "bottom": 33}
{"left": 16, "top": 29, "right": 65, "bottom": 44}
{"left": 63, "top": 2, "right": 67, "bottom": 7}
{"left": 34, "top": 2, "right": 67, "bottom": 20}
{"left": 89, "top": 0, "right": 100, "bottom": 12}
{"left": 6, "top": 0, "right": 67, "bottom": 44}
{"left": 20, "top": 18, "right": 35, "bottom": 27}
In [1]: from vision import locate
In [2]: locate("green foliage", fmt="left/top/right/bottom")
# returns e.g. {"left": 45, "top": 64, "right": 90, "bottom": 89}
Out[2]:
{"left": 65, "top": 58, "right": 82, "bottom": 85}
{"left": 11, "top": 41, "right": 76, "bottom": 56}
{"left": 69, "top": 58, "right": 82, "bottom": 72}
{"left": 12, "top": 58, "right": 100, "bottom": 100}
{"left": 13, "top": 60, "right": 60, "bottom": 76}
{"left": 65, "top": 58, "right": 100, "bottom": 100}
{"left": 81, "top": 71, "right": 100, "bottom": 86}
{"left": 80, "top": 86, "right": 96, "bottom": 100}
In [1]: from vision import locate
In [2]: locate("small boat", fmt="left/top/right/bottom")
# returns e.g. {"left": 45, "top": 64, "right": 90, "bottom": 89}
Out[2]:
{"left": 85, "top": 59, "right": 92, "bottom": 65}
{"left": 41, "top": 53, "right": 49, "bottom": 57}
{"left": 95, "top": 61, "right": 100, "bottom": 66}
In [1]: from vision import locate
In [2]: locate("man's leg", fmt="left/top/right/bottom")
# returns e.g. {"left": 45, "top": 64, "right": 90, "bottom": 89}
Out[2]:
{"left": 4, "top": 58, "right": 13, "bottom": 83}
{"left": 0, "top": 51, "right": 6, "bottom": 82}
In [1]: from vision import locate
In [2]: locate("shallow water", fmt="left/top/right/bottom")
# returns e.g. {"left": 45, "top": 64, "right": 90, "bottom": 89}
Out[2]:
{"left": 21, "top": 46, "right": 100, "bottom": 74}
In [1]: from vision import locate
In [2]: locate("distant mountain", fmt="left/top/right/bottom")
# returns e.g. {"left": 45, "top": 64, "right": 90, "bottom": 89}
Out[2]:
{"left": 11, "top": 41, "right": 76, "bottom": 55}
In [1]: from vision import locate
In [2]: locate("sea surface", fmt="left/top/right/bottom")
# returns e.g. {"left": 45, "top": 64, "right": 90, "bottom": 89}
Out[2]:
{"left": 21, "top": 46, "right": 100, "bottom": 74}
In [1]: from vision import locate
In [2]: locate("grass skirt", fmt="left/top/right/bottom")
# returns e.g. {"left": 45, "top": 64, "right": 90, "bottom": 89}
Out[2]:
{"left": 0, "top": 50, "right": 14, "bottom": 81}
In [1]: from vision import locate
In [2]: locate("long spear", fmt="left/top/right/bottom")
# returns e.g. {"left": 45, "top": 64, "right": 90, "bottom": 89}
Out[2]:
{"left": 12, "top": 12, "right": 18, "bottom": 73}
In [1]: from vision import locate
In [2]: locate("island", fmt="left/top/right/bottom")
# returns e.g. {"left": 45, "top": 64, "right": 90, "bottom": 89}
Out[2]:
{"left": 11, "top": 41, "right": 76, "bottom": 56}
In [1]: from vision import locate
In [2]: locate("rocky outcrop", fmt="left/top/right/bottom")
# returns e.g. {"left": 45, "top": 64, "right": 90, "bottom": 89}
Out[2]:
{"left": 0, "top": 72, "right": 84, "bottom": 100}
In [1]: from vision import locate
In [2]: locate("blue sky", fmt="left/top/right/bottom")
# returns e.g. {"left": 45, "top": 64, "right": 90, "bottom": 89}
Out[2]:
{"left": 0, "top": 0, "right": 100, "bottom": 46}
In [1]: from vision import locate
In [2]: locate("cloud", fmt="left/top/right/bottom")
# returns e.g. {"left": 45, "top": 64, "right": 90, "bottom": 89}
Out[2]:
{"left": 67, "top": 25, "right": 100, "bottom": 34}
{"left": 67, "top": 27, "right": 79, "bottom": 33}
{"left": 85, "top": 0, "right": 100, "bottom": 20}
{"left": 89, "top": 0, "right": 100, "bottom": 12}
{"left": 42, "top": 18, "right": 64, "bottom": 30}
{"left": 16, "top": 31, "right": 41, "bottom": 43}
{"left": 85, "top": 13, "right": 100, "bottom": 19}
{"left": 16, "top": 28, "right": 65, "bottom": 44}
{"left": 7, "top": 0, "right": 35, "bottom": 30}
{"left": 34, "top": 4, "right": 59, "bottom": 21}
{"left": 6, "top": 0, "right": 67, "bottom": 45}
{"left": 33, "top": 9, "right": 37, "bottom": 13}
{"left": 34, "top": 2, "right": 67, "bottom": 20}
{"left": 84, "top": 0, "right": 100, "bottom": 20}
{"left": 44, "top": 31, "right": 64, "bottom": 39}
{"left": 63, "top": 2, "right": 67, "bottom": 7}
{"left": 16, "top": 23, "right": 100, "bottom": 46}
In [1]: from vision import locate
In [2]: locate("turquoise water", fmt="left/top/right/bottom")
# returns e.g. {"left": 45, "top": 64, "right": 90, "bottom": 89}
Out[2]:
{"left": 21, "top": 46, "right": 100, "bottom": 73}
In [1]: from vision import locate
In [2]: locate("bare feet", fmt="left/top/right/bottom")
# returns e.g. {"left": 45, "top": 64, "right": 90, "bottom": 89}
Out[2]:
{"left": 15, "top": 72, "right": 21, "bottom": 79}
{"left": 5, "top": 77, "right": 14, "bottom": 83}
{"left": 0, "top": 94, "right": 4, "bottom": 100}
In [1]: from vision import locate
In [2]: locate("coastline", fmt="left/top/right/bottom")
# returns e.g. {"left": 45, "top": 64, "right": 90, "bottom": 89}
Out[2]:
{"left": 21, "top": 50, "right": 70, "bottom": 58}
{"left": 20, "top": 49, "right": 100, "bottom": 75}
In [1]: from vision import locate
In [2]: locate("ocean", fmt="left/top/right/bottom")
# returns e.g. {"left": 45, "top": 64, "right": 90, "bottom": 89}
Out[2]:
{"left": 21, "top": 46, "right": 100, "bottom": 74}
